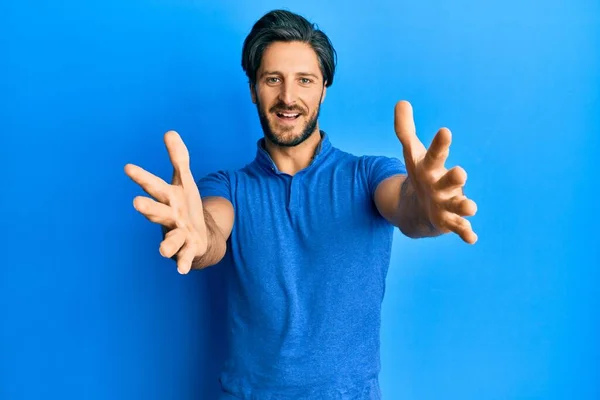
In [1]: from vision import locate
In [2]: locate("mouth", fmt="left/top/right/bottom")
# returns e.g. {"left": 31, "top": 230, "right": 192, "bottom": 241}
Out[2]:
{"left": 275, "top": 111, "right": 301, "bottom": 120}
{"left": 273, "top": 110, "right": 302, "bottom": 126}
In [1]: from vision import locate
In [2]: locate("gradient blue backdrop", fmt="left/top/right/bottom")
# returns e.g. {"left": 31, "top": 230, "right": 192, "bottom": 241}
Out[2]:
{"left": 2, "top": 0, "right": 598, "bottom": 399}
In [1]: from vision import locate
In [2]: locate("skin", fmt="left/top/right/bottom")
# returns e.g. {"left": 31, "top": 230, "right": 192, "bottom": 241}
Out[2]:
{"left": 250, "top": 41, "right": 327, "bottom": 176}
{"left": 124, "top": 132, "right": 233, "bottom": 274}
{"left": 124, "top": 40, "right": 478, "bottom": 275}
{"left": 375, "top": 101, "right": 478, "bottom": 244}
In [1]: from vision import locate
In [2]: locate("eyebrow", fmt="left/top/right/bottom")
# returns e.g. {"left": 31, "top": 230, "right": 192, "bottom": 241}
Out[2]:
{"left": 260, "top": 70, "right": 320, "bottom": 80}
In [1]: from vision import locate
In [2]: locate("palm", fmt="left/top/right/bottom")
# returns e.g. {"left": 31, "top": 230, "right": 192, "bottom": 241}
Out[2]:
{"left": 124, "top": 131, "right": 208, "bottom": 273}
{"left": 394, "top": 101, "right": 478, "bottom": 244}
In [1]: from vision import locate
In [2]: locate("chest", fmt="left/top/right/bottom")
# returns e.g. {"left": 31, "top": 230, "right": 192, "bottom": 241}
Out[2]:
{"left": 237, "top": 170, "right": 379, "bottom": 240}
{"left": 224, "top": 166, "right": 395, "bottom": 314}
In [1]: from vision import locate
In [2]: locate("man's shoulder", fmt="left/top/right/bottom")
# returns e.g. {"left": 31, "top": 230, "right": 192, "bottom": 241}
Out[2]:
{"left": 197, "top": 160, "right": 258, "bottom": 180}
{"left": 327, "top": 146, "right": 402, "bottom": 170}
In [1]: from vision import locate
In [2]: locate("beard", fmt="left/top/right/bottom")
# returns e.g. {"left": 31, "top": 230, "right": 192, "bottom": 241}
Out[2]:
{"left": 256, "top": 96, "right": 321, "bottom": 148}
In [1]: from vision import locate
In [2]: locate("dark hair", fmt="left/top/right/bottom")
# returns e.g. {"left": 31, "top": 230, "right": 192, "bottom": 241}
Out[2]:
{"left": 241, "top": 9, "right": 337, "bottom": 88}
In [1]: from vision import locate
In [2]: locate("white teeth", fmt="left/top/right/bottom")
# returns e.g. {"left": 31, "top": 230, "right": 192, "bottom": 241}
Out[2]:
{"left": 281, "top": 113, "right": 298, "bottom": 117}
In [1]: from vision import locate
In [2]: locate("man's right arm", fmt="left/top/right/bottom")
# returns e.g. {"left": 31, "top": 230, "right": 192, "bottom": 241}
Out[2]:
{"left": 191, "top": 196, "right": 234, "bottom": 269}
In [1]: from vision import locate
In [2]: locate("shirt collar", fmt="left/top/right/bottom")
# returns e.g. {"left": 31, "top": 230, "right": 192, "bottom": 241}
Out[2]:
{"left": 255, "top": 130, "right": 332, "bottom": 174}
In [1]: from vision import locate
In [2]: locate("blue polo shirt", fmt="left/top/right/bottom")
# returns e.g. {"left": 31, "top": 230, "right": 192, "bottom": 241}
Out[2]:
{"left": 197, "top": 131, "right": 406, "bottom": 400}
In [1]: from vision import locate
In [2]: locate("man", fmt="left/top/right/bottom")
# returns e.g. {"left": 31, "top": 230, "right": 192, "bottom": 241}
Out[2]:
{"left": 124, "top": 9, "right": 477, "bottom": 400}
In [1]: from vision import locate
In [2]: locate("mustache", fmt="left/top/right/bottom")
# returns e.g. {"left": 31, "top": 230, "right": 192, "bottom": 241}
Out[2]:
{"left": 269, "top": 103, "right": 305, "bottom": 114}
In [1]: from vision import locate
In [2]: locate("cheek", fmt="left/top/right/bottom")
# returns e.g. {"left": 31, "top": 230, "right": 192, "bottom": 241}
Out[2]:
{"left": 306, "top": 95, "right": 322, "bottom": 113}
{"left": 255, "top": 88, "right": 273, "bottom": 109}
{"left": 310, "top": 89, "right": 325, "bottom": 104}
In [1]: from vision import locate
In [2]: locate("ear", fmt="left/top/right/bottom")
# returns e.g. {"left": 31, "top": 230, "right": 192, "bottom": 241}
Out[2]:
{"left": 320, "top": 83, "right": 327, "bottom": 104}
{"left": 250, "top": 83, "right": 257, "bottom": 104}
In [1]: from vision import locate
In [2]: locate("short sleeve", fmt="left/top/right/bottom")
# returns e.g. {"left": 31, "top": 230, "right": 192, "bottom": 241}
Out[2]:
{"left": 196, "top": 170, "right": 232, "bottom": 203}
{"left": 364, "top": 155, "right": 407, "bottom": 198}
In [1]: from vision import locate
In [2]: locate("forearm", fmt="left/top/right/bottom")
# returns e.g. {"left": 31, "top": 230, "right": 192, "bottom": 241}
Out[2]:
{"left": 395, "top": 176, "right": 442, "bottom": 239}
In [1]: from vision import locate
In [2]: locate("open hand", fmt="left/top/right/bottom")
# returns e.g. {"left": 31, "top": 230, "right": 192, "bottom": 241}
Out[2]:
{"left": 394, "top": 101, "right": 478, "bottom": 244}
{"left": 124, "top": 131, "right": 208, "bottom": 273}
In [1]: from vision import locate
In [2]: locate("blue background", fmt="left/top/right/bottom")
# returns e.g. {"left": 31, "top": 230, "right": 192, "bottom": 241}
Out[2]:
{"left": 2, "top": 0, "right": 598, "bottom": 399}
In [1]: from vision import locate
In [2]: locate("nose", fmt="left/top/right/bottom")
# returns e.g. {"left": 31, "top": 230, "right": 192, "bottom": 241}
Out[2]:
{"left": 278, "top": 80, "right": 297, "bottom": 106}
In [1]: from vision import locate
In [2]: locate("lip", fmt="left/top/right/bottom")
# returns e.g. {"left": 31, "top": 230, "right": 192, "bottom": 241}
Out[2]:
{"left": 274, "top": 111, "right": 302, "bottom": 125}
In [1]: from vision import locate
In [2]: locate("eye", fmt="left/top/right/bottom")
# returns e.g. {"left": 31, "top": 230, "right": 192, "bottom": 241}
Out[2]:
{"left": 299, "top": 78, "right": 312, "bottom": 85}
{"left": 266, "top": 77, "right": 280, "bottom": 84}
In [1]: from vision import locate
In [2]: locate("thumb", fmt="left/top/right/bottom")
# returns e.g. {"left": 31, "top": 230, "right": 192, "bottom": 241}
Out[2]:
{"left": 164, "top": 130, "right": 192, "bottom": 186}
{"left": 394, "top": 100, "right": 427, "bottom": 169}
{"left": 394, "top": 100, "right": 417, "bottom": 150}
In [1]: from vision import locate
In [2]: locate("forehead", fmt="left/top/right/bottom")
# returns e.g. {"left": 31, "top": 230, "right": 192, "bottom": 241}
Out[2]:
{"left": 259, "top": 41, "right": 321, "bottom": 75}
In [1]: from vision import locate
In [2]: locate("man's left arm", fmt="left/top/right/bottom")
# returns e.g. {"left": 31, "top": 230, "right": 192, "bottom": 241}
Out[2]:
{"left": 374, "top": 174, "right": 441, "bottom": 239}
{"left": 373, "top": 101, "right": 478, "bottom": 244}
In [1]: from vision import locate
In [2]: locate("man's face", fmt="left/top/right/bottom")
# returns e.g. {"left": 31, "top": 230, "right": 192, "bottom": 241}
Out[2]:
{"left": 252, "top": 41, "right": 326, "bottom": 147}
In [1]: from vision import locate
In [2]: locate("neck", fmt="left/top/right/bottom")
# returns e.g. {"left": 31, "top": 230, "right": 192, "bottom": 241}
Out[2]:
{"left": 264, "top": 128, "right": 322, "bottom": 176}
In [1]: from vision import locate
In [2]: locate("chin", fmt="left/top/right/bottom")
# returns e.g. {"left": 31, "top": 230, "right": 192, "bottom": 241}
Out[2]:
{"left": 267, "top": 129, "right": 307, "bottom": 147}
{"left": 257, "top": 106, "right": 320, "bottom": 148}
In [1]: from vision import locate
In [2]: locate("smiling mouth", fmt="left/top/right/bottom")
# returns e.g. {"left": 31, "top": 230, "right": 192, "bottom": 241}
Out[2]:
{"left": 275, "top": 111, "right": 301, "bottom": 120}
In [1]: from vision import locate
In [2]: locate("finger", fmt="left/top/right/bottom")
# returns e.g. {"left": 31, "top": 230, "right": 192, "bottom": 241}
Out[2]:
{"left": 443, "top": 195, "right": 478, "bottom": 217}
{"left": 443, "top": 213, "right": 478, "bottom": 244}
{"left": 434, "top": 166, "right": 467, "bottom": 191}
{"left": 132, "top": 196, "right": 176, "bottom": 228}
{"left": 394, "top": 101, "right": 416, "bottom": 147}
{"left": 394, "top": 101, "right": 426, "bottom": 161}
{"left": 422, "top": 127, "right": 451, "bottom": 171}
{"left": 164, "top": 131, "right": 205, "bottom": 228}
{"left": 124, "top": 164, "right": 171, "bottom": 204}
{"left": 164, "top": 131, "right": 195, "bottom": 188}
{"left": 176, "top": 242, "right": 196, "bottom": 274}
{"left": 159, "top": 228, "right": 186, "bottom": 259}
